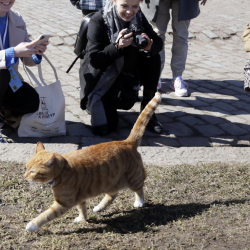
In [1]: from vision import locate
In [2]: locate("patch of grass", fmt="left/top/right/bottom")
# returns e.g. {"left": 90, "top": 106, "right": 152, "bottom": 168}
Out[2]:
{"left": 1, "top": 160, "right": 250, "bottom": 249}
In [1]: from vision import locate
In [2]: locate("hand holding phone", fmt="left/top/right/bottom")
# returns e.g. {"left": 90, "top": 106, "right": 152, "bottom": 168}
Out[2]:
{"left": 13, "top": 34, "right": 51, "bottom": 57}
{"left": 35, "top": 34, "right": 52, "bottom": 45}
{"left": 33, "top": 34, "right": 51, "bottom": 55}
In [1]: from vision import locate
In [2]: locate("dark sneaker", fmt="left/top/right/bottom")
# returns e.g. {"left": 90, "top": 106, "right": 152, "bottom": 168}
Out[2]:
{"left": 0, "top": 121, "right": 4, "bottom": 129}
{"left": 147, "top": 114, "right": 163, "bottom": 134}
{"left": 0, "top": 128, "right": 7, "bottom": 143}
{"left": 0, "top": 137, "right": 7, "bottom": 143}
{"left": 0, "top": 116, "right": 5, "bottom": 130}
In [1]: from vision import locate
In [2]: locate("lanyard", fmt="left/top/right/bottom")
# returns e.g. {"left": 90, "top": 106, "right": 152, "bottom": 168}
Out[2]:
{"left": 0, "top": 16, "right": 9, "bottom": 50}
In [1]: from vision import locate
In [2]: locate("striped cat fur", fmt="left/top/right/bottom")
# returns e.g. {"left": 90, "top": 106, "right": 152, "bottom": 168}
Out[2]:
{"left": 24, "top": 92, "right": 162, "bottom": 232}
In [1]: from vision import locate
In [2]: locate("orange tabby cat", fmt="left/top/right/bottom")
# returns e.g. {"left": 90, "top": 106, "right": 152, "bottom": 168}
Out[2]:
{"left": 24, "top": 92, "right": 162, "bottom": 232}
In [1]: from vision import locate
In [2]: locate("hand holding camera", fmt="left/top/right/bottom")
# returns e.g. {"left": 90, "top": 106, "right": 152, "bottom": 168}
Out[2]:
{"left": 140, "top": 33, "right": 153, "bottom": 51}
{"left": 116, "top": 25, "right": 153, "bottom": 51}
{"left": 116, "top": 29, "right": 134, "bottom": 49}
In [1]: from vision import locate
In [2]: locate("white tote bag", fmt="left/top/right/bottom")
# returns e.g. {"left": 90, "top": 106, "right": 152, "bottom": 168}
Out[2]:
{"left": 18, "top": 55, "right": 66, "bottom": 137}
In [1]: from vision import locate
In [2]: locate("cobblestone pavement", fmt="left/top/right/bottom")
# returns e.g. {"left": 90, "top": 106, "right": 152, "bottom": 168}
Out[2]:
{"left": 1, "top": 0, "right": 250, "bottom": 148}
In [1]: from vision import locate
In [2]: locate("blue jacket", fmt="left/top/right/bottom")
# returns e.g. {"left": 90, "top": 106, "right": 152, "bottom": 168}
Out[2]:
{"left": 140, "top": 0, "right": 200, "bottom": 22}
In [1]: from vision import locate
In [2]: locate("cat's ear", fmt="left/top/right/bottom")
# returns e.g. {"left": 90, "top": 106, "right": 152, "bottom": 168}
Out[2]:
{"left": 36, "top": 142, "right": 45, "bottom": 153}
{"left": 44, "top": 153, "right": 56, "bottom": 167}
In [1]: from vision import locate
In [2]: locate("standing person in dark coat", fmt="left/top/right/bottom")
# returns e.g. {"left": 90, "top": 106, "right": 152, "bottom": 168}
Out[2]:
{"left": 79, "top": 0, "right": 163, "bottom": 136}
{"left": 141, "top": 0, "right": 208, "bottom": 97}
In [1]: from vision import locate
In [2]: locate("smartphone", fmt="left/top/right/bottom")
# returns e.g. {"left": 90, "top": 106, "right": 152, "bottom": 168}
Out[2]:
{"left": 35, "top": 34, "right": 52, "bottom": 45}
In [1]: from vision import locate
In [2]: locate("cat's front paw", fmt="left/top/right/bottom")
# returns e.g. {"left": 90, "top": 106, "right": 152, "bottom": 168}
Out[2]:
{"left": 133, "top": 201, "right": 144, "bottom": 208}
{"left": 73, "top": 216, "right": 83, "bottom": 223}
{"left": 26, "top": 221, "right": 39, "bottom": 232}
{"left": 93, "top": 205, "right": 103, "bottom": 213}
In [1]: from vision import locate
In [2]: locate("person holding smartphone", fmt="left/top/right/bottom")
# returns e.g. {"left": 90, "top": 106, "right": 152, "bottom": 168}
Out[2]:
{"left": 0, "top": 0, "right": 48, "bottom": 134}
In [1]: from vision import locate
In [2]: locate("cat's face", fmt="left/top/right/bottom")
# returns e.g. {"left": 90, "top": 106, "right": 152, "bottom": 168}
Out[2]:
{"left": 24, "top": 142, "right": 64, "bottom": 184}
{"left": 25, "top": 153, "right": 57, "bottom": 183}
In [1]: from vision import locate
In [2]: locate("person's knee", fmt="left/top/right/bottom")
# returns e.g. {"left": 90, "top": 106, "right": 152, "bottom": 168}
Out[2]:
{"left": 173, "top": 34, "right": 189, "bottom": 43}
{"left": 172, "top": 22, "right": 190, "bottom": 40}
{"left": 28, "top": 90, "right": 40, "bottom": 112}
{"left": 0, "top": 69, "right": 11, "bottom": 83}
{"left": 0, "top": 70, "right": 11, "bottom": 106}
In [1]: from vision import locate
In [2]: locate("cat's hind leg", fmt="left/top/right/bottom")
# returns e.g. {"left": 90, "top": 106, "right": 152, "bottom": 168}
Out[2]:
{"left": 133, "top": 187, "right": 144, "bottom": 208}
{"left": 93, "top": 192, "right": 118, "bottom": 213}
{"left": 127, "top": 165, "right": 145, "bottom": 208}
{"left": 74, "top": 200, "right": 87, "bottom": 223}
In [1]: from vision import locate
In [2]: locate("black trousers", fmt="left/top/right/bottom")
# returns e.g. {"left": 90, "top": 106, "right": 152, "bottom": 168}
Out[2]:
{"left": 93, "top": 54, "right": 161, "bottom": 135}
{"left": 0, "top": 69, "right": 39, "bottom": 117}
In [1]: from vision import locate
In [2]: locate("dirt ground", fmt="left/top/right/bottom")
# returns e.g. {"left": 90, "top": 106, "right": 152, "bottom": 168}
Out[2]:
{"left": 1, "top": 160, "right": 250, "bottom": 249}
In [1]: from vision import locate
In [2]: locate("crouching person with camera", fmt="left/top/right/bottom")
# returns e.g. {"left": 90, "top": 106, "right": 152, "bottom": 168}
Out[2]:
{"left": 79, "top": 0, "right": 164, "bottom": 136}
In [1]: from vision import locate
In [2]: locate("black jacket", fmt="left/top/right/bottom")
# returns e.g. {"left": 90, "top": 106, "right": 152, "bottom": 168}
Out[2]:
{"left": 79, "top": 10, "right": 163, "bottom": 110}
{"left": 70, "top": 0, "right": 78, "bottom": 6}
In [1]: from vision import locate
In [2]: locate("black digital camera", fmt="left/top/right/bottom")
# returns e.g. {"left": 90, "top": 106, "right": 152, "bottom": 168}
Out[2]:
{"left": 123, "top": 24, "right": 148, "bottom": 49}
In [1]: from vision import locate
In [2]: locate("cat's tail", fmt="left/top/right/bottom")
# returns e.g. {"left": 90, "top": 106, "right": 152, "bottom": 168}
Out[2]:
{"left": 126, "top": 92, "right": 162, "bottom": 147}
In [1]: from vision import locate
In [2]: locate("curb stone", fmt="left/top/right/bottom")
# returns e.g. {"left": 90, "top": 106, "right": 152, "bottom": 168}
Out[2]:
{"left": 1, "top": 144, "right": 249, "bottom": 166}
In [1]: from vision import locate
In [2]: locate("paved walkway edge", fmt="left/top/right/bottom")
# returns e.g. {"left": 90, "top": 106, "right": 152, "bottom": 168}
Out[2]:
{"left": 1, "top": 144, "right": 249, "bottom": 166}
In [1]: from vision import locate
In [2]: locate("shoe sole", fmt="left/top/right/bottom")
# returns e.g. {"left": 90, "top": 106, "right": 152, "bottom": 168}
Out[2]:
{"left": 175, "top": 91, "right": 188, "bottom": 97}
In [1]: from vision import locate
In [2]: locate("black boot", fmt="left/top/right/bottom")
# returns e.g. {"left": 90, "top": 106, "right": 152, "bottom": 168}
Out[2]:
{"left": 141, "top": 89, "right": 163, "bottom": 134}
{"left": 147, "top": 113, "right": 163, "bottom": 134}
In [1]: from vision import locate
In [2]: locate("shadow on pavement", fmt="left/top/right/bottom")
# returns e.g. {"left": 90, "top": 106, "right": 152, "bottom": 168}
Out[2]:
{"left": 156, "top": 78, "right": 250, "bottom": 147}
